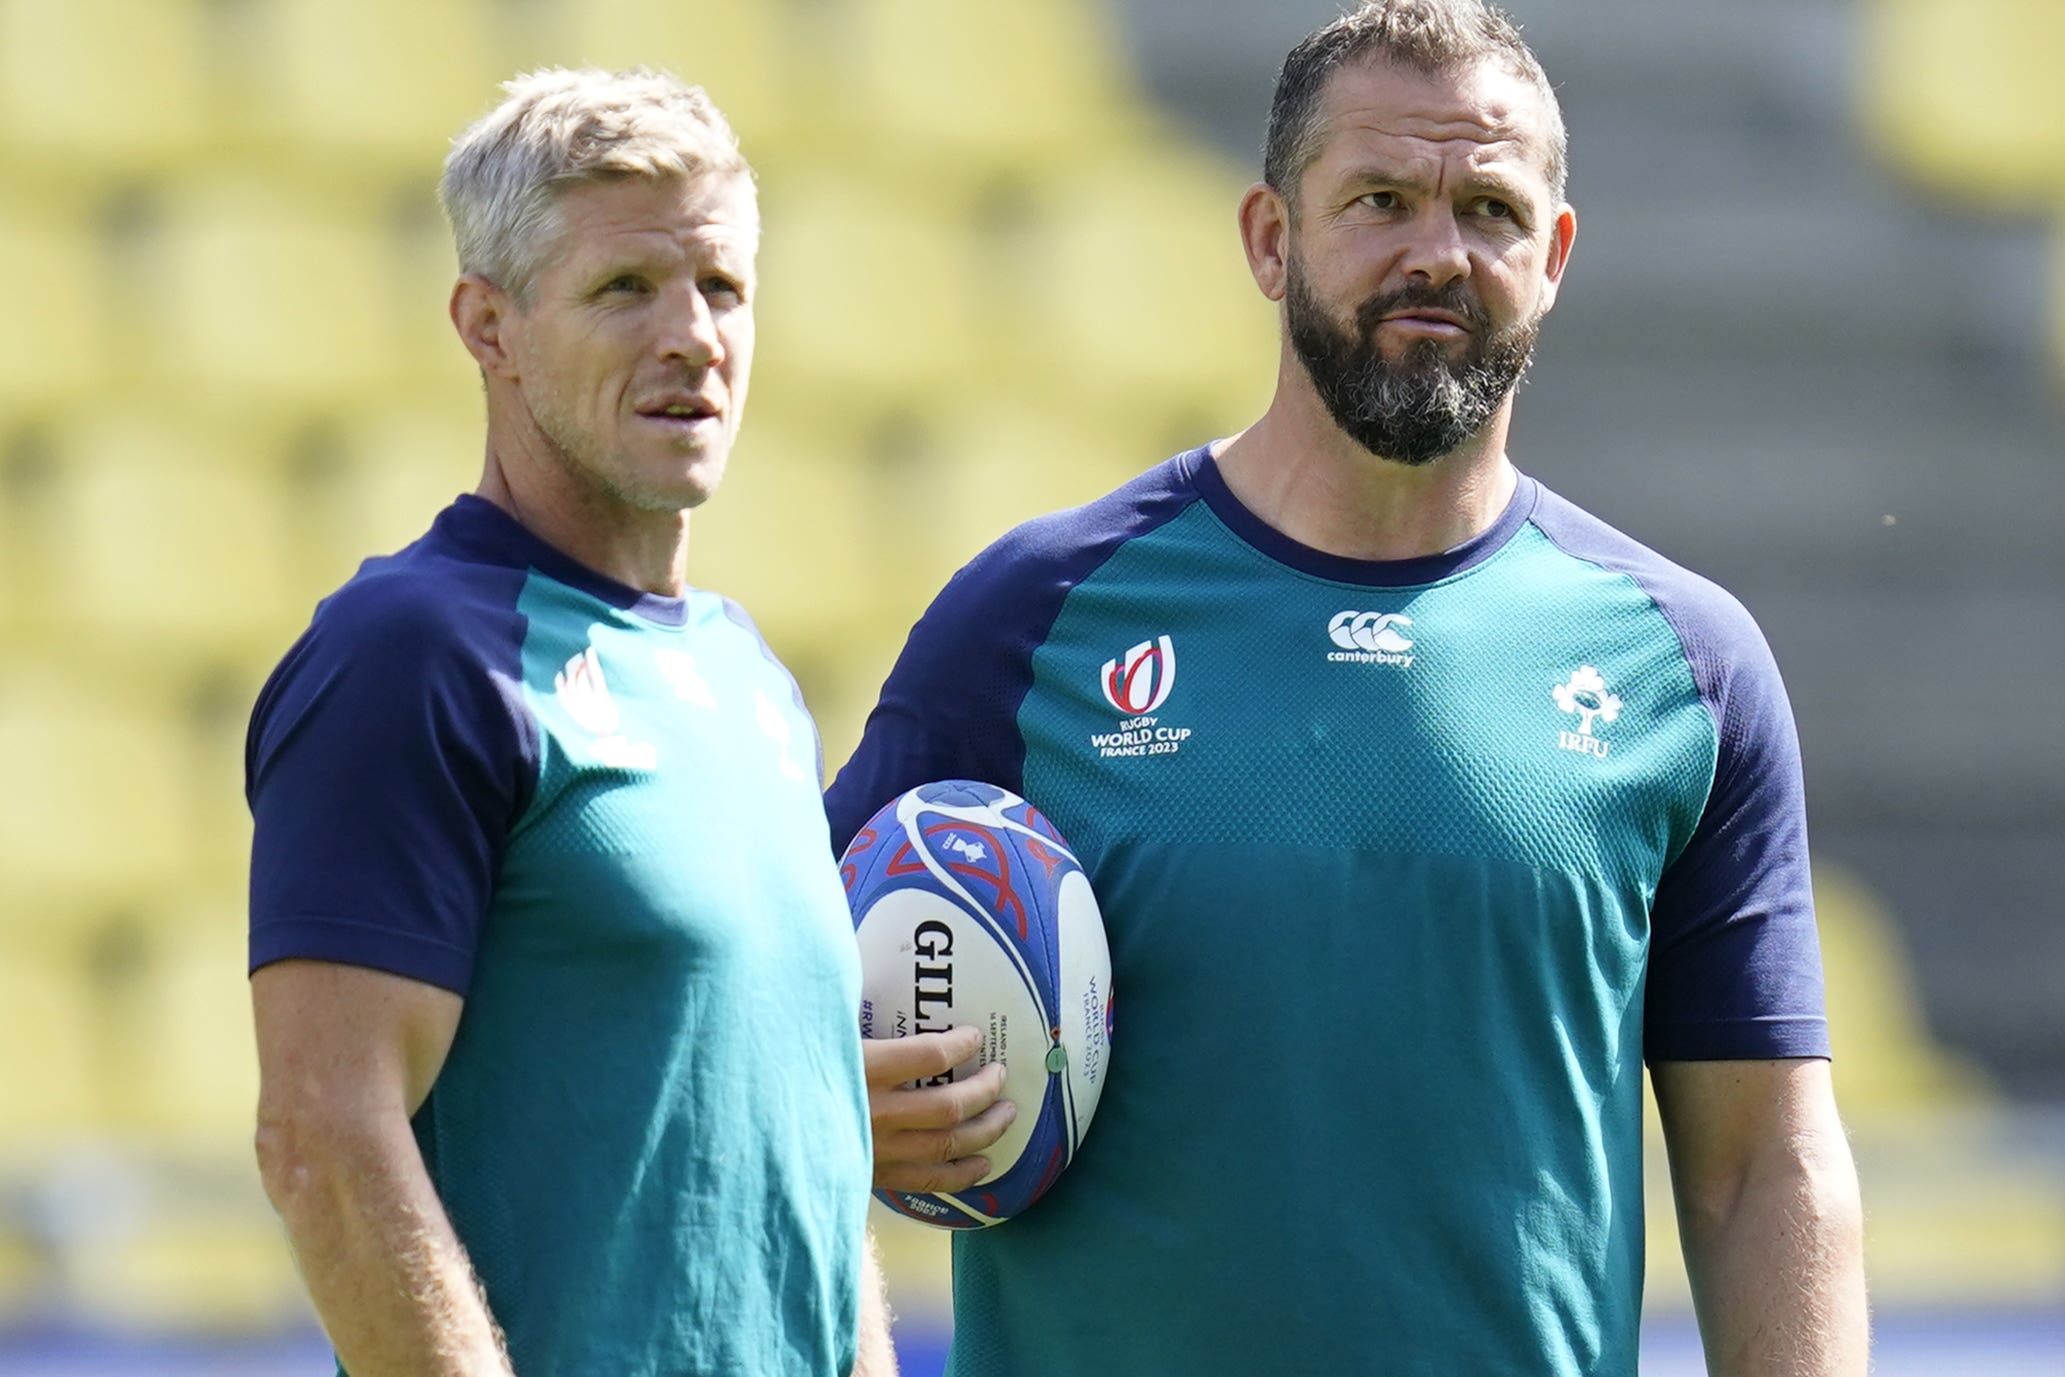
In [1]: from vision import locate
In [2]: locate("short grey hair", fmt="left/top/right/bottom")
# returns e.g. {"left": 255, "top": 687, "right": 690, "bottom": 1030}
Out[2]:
{"left": 1264, "top": 0, "right": 1567, "bottom": 210}
{"left": 440, "top": 67, "right": 753, "bottom": 303}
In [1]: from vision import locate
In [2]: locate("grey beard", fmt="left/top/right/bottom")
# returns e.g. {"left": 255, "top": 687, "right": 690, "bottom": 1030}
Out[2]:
{"left": 1286, "top": 264, "right": 1540, "bottom": 467}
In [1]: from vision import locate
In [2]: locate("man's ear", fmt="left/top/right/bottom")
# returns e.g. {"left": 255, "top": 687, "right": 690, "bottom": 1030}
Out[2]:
{"left": 1535, "top": 203, "right": 1578, "bottom": 316}
{"left": 450, "top": 273, "right": 521, "bottom": 381}
{"left": 1239, "top": 182, "right": 1293, "bottom": 304}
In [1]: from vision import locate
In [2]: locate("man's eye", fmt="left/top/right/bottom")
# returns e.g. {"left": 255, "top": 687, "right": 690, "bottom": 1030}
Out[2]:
{"left": 601, "top": 275, "right": 648, "bottom": 294}
{"left": 700, "top": 276, "right": 745, "bottom": 302}
{"left": 1361, "top": 191, "right": 1402, "bottom": 210}
{"left": 1477, "top": 198, "right": 1515, "bottom": 220}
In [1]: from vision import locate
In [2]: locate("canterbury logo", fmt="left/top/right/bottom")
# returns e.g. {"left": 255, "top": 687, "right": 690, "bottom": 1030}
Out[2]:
{"left": 1100, "top": 636, "right": 1176, "bottom": 716}
{"left": 1328, "top": 611, "right": 1413, "bottom": 654}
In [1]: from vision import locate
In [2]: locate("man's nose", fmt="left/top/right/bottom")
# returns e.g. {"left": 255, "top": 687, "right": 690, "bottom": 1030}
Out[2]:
{"left": 1398, "top": 208, "right": 1471, "bottom": 288}
{"left": 658, "top": 284, "right": 724, "bottom": 367}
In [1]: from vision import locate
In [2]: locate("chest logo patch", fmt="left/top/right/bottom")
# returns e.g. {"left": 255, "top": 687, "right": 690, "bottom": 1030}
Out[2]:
{"left": 1326, "top": 611, "right": 1415, "bottom": 667}
{"left": 1091, "top": 635, "right": 1192, "bottom": 759}
{"left": 1552, "top": 664, "right": 1623, "bottom": 759}
{"left": 555, "top": 642, "right": 657, "bottom": 770}
{"left": 1100, "top": 636, "right": 1177, "bottom": 715}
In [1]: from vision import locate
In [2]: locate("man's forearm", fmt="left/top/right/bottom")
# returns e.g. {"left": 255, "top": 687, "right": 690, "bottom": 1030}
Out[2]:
{"left": 259, "top": 1110, "right": 512, "bottom": 1377}
{"left": 1677, "top": 1122, "right": 1868, "bottom": 1376}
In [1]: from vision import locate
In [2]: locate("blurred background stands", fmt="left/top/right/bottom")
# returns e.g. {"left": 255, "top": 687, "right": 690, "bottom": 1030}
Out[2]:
{"left": 0, "top": 0, "right": 2059, "bottom": 1369}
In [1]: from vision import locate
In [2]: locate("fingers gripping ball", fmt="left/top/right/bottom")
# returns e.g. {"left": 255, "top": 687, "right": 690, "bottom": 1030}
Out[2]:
{"left": 840, "top": 781, "right": 1114, "bottom": 1228}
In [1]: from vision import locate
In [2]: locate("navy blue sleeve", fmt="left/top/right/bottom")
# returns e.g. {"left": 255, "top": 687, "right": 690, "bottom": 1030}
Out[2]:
{"left": 1643, "top": 610, "right": 1829, "bottom": 1061}
{"left": 825, "top": 454, "right": 1204, "bottom": 853}
{"left": 1530, "top": 489, "right": 1829, "bottom": 1062}
{"left": 246, "top": 571, "right": 536, "bottom": 995}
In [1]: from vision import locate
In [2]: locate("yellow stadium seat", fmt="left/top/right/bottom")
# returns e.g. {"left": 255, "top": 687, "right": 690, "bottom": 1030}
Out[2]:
{"left": 685, "top": 418, "right": 879, "bottom": 648}
{"left": 0, "top": 676, "right": 195, "bottom": 914}
{"left": 72, "top": 1209, "right": 306, "bottom": 1332}
{"left": 140, "top": 176, "right": 405, "bottom": 408}
{"left": 0, "top": 0, "right": 212, "bottom": 174}
{"left": 0, "top": 196, "right": 107, "bottom": 411}
{"left": 101, "top": 900, "right": 257, "bottom": 1142}
{"left": 886, "top": 397, "right": 1156, "bottom": 578}
{"left": 388, "top": 195, "right": 479, "bottom": 393}
{"left": 242, "top": 0, "right": 503, "bottom": 175}
{"left": 832, "top": 0, "right": 1145, "bottom": 174}
{"left": 520, "top": 0, "right": 803, "bottom": 152}
{"left": 0, "top": 934, "right": 103, "bottom": 1138}
{"left": 1815, "top": 866, "right": 1992, "bottom": 1112}
{"left": 1861, "top": 0, "right": 2065, "bottom": 208}
{"left": 21, "top": 415, "right": 300, "bottom": 657}
{"left": 289, "top": 405, "right": 482, "bottom": 597}
{"left": 1007, "top": 151, "right": 1278, "bottom": 412}
{"left": 753, "top": 171, "right": 990, "bottom": 408}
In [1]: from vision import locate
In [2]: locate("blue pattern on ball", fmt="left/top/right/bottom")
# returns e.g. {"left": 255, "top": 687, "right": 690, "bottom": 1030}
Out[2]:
{"left": 840, "top": 780, "right": 1091, "bottom": 1227}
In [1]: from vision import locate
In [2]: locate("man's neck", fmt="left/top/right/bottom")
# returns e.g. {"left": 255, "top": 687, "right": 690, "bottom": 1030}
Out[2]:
{"left": 476, "top": 426, "right": 692, "bottom": 599}
{"left": 1214, "top": 369, "right": 1519, "bottom": 563}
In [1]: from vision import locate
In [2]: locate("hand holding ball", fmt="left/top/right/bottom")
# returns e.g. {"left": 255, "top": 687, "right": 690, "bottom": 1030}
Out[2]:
{"left": 840, "top": 781, "right": 1114, "bottom": 1229}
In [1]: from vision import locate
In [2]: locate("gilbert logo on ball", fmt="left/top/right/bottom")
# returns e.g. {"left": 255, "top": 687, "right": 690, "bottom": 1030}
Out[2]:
{"left": 840, "top": 780, "right": 1114, "bottom": 1228}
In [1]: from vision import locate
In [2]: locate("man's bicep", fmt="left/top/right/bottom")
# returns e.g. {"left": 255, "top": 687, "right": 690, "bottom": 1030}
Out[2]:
{"left": 1646, "top": 616, "right": 1829, "bottom": 1063}
{"left": 247, "top": 588, "right": 531, "bottom": 994}
{"left": 253, "top": 959, "right": 464, "bottom": 1120}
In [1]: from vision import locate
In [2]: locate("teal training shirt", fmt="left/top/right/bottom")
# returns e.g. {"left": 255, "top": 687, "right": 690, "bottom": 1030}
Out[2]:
{"left": 827, "top": 448, "right": 1829, "bottom": 1377}
{"left": 250, "top": 496, "right": 871, "bottom": 1376}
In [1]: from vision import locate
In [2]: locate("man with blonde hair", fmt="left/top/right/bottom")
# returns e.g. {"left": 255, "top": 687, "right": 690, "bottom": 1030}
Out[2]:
{"left": 833, "top": 1, "right": 1867, "bottom": 1373}
{"left": 247, "top": 68, "right": 887, "bottom": 1375}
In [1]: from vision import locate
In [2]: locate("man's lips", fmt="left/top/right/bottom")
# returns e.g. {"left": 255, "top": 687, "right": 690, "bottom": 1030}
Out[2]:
{"left": 1379, "top": 309, "right": 1471, "bottom": 332}
{"left": 635, "top": 397, "right": 721, "bottom": 423}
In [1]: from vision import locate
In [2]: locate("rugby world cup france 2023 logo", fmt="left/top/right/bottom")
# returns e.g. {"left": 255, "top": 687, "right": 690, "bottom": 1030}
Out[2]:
{"left": 1099, "top": 636, "right": 1175, "bottom": 716}
{"left": 1092, "top": 636, "right": 1191, "bottom": 759}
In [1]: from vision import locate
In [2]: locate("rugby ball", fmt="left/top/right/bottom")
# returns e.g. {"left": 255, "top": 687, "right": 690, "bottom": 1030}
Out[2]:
{"left": 839, "top": 780, "right": 1113, "bottom": 1229}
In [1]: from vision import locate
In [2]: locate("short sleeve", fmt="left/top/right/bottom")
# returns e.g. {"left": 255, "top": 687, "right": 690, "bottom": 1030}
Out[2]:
{"left": 246, "top": 580, "right": 535, "bottom": 994}
{"left": 823, "top": 562, "right": 1026, "bottom": 855}
{"left": 825, "top": 453, "right": 1208, "bottom": 855}
{"left": 1644, "top": 623, "right": 1830, "bottom": 1063}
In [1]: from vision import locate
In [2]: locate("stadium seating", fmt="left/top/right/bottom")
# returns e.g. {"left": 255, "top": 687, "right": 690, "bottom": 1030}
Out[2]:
{"left": 0, "top": 198, "right": 106, "bottom": 414}
{"left": 0, "top": 934, "right": 103, "bottom": 1139}
{"left": 518, "top": 0, "right": 804, "bottom": 151}
{"left": 18, "top": 416, "right": 301, "bottom": 663}
{"left": 831, "top": 0, "right": 1149, "bottom": 177}
{"left": 684, "top": 418, "right": 882, "bottom": 648}
{"left": 0, "top": 674, "right": 195, "bottom": 922}
{"left": 0, "top": 0, "right": 213, "bottom": 176}
{"left": 291, "top": 404, "right": 487, "bottom": 592}
{"left": 237, "top": 0, "right": 503, "bottom": 178}
{"left": 1005, "top": 151, "right": 1276, "bottom": 414}
{"left": 139, "top": 176, "right": 408, "bottom": 410}
{"left": 752, "top": 169, "right": 993, "bottom": 412}
{"left": 1860, "top": 0, "right": 2065, "bottom": 210}
{"left": 99, "top": 899, "right": 259, "bottom": 1143}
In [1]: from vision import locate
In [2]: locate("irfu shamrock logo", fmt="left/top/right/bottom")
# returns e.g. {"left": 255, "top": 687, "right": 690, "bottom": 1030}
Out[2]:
{"left": 1552, "top": 665, "right": 1623, "bottom": 738}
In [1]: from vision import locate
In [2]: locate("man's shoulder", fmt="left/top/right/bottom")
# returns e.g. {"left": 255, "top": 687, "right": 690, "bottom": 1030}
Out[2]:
{"left": 252, "top": 513, "right": 535, "bottom": 749}
{"left": 305, "top": 522, "right": 531, "bottom": 667}
{"left": 1525, "top": 480, "right": 1768, "bottom": 661}
{"left": 940, "top": 449, "right": 1206, "bottom": 617}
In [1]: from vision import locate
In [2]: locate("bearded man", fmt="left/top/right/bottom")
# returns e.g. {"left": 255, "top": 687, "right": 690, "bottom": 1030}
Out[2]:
{"left": 828, "top": 2, "right": 1867, "bottom": 1374}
